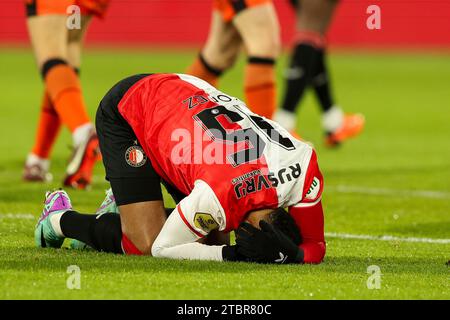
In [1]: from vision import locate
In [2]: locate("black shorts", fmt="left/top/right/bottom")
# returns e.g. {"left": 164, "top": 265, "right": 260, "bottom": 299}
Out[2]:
{"left": 96, "top": 74, "right": 161, "bottom": 206}
{"left": 95, "top": 74, "right": 162, "bottom": 205}
{"left": 96, "top": 74, "right": 186, "bottom": 206}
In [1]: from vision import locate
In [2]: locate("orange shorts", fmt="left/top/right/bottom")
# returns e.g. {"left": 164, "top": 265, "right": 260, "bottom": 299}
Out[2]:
{"left": 25, "top": 0, "right": 110, "bottom": 18}
{"left": 213, "top": 0, "right": 271, "bottom": 22}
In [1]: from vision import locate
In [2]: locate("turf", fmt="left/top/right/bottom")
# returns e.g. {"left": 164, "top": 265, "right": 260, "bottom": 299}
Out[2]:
{"left": 0, "top": 47, "right": 449, "bottom": 300}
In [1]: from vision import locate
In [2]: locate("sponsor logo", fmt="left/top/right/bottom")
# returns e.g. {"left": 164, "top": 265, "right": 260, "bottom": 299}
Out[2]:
{"left": 125, "top": 145, "right": 147, "bottom": 167}
{"left": 305, "top": 177, "right": 320, "bottom": 200}
{"left": 275, "top": 252, "right": 288, "bottom": 263}
{"left": 232, "top": 164, "right": 302, "bottom": 199}
{"left": 194, "top": 212, "right": 219, "bottom": 232}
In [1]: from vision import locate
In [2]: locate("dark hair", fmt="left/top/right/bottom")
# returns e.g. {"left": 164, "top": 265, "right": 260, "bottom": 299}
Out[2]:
{"left": 269, "top": 208, "right": 302, "bottom": 245}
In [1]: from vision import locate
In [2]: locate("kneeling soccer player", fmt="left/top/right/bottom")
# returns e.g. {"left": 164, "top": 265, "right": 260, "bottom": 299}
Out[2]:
{"left": 35, "top": 74, "right": 326, "bottom": 264}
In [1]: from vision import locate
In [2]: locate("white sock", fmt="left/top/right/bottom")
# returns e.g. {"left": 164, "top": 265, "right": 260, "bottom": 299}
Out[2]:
{"left": 274, "top": 109, "right": 296, "bottom": 131}
{"left": 50, "top": 212, "right": 65, "bottom": 237}
{"left": 26, "top": 153, "right": 50, "bottom": 171}
{"left": 322, "top": 106, "right": 344, "bottom": 133}
{"left": 73, "top": 123, "right": 93, "bottom": 147}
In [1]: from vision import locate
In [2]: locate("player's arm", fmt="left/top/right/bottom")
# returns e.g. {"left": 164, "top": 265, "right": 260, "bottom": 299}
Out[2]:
{"left": 151, "top": 206, "right": 223, "bottom": 261}
{"left": 232, "top": 151, "right": 326, "bottom": 264}
{"left": 231, "top": 200, "right": 325, "bottom": 264}
{"left": 288, "top": 200, "right": 326, "bottom": 264}
{"left": 151, "top": 180, "right": 237, "bottom": 261}
{"left": 288, "top": 150, "right": 326, "bottom": 264}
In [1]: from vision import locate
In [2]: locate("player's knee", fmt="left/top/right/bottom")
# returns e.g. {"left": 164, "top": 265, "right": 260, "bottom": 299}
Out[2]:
{"left": 221, "top": 52, "right": 239, "bottom": 70}
{"left": 246, "top": 36, "right": 280, "bottom": 59}
{"left": 68, "top": 28, "right": 84, "bottom": 44}
{"left": 202, "top": 48, "right": 235, "bottom": 72}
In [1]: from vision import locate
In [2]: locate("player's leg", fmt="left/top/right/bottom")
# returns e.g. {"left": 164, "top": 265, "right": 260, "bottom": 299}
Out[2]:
{"left": 27, "top": 14, "right": 91, "bottom": 134}
{"left": 24, "top": 91, "right": 60, "bottom": 182}
{"left": 25, "top": 5, "right": 98, "bottom": 188}
{"left": 60, "top": 202, "right": 166, "bottom": 255}
{"left": 23, "top": 1, "right": 67, "bottom": 181}
{"left": 67, "top": 15, "right": 91, "bottom": 74}
{"left": 275, "top": 0, "right": 334, "bottom": 132}
{"left": 298, "top": 1, "right": 336, "bottom": 116}
{"left": 52, "top": 17, "right": 166, "bottom": 253}
{"left": 35, "top": 75, "right": 167, "bottom": 255}
{"left": 24, "top": 8, "right": 91, "bottom": 183}
{"left": 66, "top": 74, "right": 166, "bottom": 254}
{"left": 186, "top": 9, "right": 242, "bottom": 88}
{"left": 233, "top": 1, "right": 281, "bottom": 119}
{"left": 71, "top": 184, "right": 226, "bottom": 250}
{"left": 62, "top": 14, "right": 102, "bottom": 188}
{"left": 35, "top": 189, "right": 166, "bottom": 255}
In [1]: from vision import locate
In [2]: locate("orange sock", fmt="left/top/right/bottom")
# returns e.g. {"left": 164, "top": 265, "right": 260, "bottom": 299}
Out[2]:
{"left": 186, "top": 54, "right": 222, "bottom": 88}
{"left": 44, "top": 60, "right": 90, "bottom": 132}
{"left": 31, "top": 91, "right": 61, "bottom": 159}
{"left": 244, "top": 58, "right": 276, "bottom": 119}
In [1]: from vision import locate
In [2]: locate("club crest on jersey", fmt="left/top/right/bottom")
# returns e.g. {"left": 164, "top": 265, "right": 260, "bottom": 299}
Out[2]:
{"left": 125, "top": 145, "right": 147, "bottom": 167}
{"left": 194, "top": 213, "right": 219, "bottom": 232}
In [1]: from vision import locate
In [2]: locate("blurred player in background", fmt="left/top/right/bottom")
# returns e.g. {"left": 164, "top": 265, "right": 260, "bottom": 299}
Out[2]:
{"left": 23, "top": 0, "right": 109, "bottom": 188}
{"left": 186, "top": 0, "right": 280, "bottom": 119}
{"left": 274, "top": 0, "right": 365, "bottom": 146}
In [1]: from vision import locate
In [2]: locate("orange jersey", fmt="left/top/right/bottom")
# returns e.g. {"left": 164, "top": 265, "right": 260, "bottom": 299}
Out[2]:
{"left": 25, "top": 0, "right": 110, "bottom": 18}
{"left": 213, "top": 0, "right": 271, "bottom": 22}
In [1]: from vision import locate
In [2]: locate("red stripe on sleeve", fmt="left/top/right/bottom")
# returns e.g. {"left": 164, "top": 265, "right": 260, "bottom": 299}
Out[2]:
{"left": 177, "top": 206, "right": 204, "bottom": 238}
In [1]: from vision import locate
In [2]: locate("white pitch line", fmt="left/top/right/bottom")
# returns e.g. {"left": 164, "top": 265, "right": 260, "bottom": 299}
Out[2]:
{"left": 2, "top": 213, "right": 449, "bottom": 244}
{"left": 327, "top": 185, "right": 450, "bottom": 200}
{"left": 326, "top": 232, "right": 450, "bottom": 244}
{"left": 0, "top": 213, "right": 35, "bottom": 220}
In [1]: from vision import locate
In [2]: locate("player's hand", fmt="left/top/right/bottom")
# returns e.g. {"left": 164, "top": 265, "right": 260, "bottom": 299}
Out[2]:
{"left": 235, "top": 221, "right": 304, "bottom": 264}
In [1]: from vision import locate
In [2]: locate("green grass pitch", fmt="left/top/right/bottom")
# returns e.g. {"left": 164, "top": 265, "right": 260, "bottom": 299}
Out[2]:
{"left": 0, "top": 47, "right": 449, "bottom": 299}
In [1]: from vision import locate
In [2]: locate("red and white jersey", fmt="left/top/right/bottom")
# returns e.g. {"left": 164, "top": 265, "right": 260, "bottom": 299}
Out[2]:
{"left": 118, "top": 74, "right": 323, "bottom": 233}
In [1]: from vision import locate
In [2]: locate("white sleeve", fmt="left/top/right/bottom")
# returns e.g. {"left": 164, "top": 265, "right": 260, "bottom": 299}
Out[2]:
{"left": 151, "top": 180, "right": 227, "bottom": 261}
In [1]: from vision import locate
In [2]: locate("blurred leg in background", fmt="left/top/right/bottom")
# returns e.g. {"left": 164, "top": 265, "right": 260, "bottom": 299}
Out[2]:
{"left": 274, "top": 0, "right": 365, "bottom": 146}
{"left": 186, "top": 10, "right": 242, "bottom": 88}
{"left": 186, "top": 0, "right": 280, "bottom": 119}
{"left": 23, "top": 0, "right": 109, "bottom": 188}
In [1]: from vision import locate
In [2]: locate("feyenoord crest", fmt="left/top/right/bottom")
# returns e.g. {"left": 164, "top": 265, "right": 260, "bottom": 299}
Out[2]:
{"left": 125, "top": 145, "right": 147, "bottom": 167}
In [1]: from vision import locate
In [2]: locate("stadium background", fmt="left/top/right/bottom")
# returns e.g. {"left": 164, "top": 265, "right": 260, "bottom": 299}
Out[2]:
{"left": 2, "top": 0, "right": 450, "bottom": 48}
{"left": 0, "top": 0, "right": 449, "bottom": 300}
